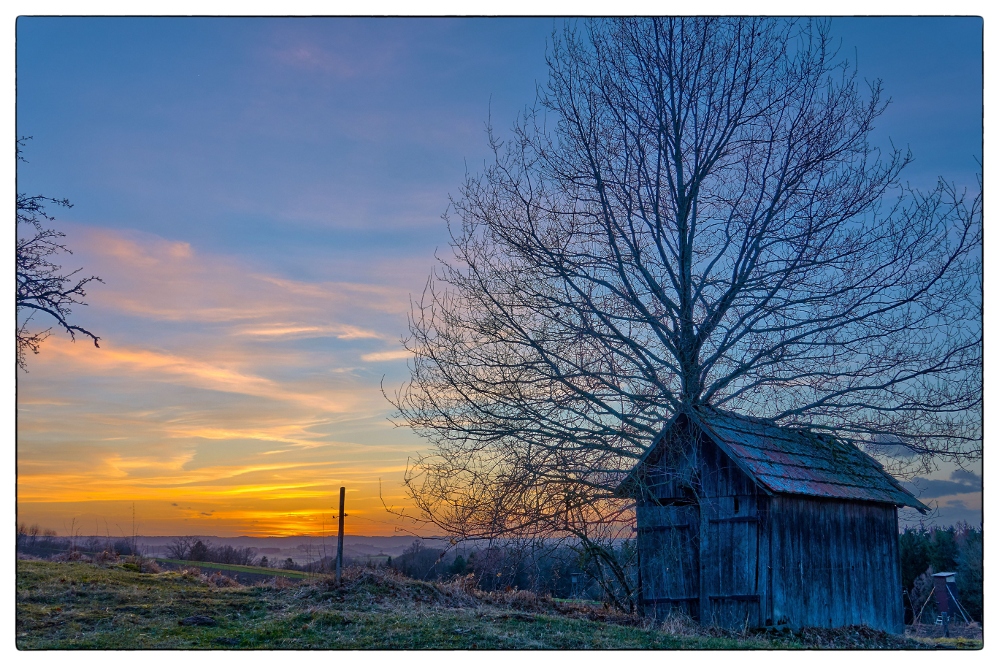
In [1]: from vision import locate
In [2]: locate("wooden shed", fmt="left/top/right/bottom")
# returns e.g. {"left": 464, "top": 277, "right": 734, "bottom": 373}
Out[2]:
{"left": 616, "top": 406, "right": 927, "bottom": 633}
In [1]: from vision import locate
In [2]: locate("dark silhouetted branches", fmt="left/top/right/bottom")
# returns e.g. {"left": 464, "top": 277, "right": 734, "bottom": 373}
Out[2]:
{"left": 391, "top": 18, "right": 981, "bottom": 604}
{"left": 16, "top": 138, "right": 102, "bottom": 370}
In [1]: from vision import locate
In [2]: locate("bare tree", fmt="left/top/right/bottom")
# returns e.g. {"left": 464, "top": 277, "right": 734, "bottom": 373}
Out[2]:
{"left": 390, "top": 18, "right": 981, "bottom": 605}
{"left": 16, "top": 138, "right": 101, "bottom": 370}
{"left": 166, "top": 536, "right": 195, "bottom": 560}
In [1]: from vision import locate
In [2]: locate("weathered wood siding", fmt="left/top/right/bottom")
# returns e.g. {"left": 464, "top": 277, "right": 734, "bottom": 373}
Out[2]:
{"left": 636, "top": 425, "right": 904, "bottom": 633}
{"left": 636, "top": 504, "right": 700, "bottom": 619}
{"left": 639, "top": 432, "right": 769, "bottom": 627}
{"left": 767, "top": 496, "right": 903, "bottom": 633}
{"left": 698, "top": 505, "right": 765, "bottom": 625}
{"left": 693, "top": 435, "right": 765, "bottom": 629}
{"left": 641, "top": 416, "right": 700, "bottom": 501}
{"left": 696, "top": 431, "right": 760, "bottom": 499}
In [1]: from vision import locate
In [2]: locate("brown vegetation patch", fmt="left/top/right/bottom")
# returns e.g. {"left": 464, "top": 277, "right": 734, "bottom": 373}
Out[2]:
{"left": 326, "top": 567, "right": 479, "bottom": 608}
{"left": 202, "top": 571, "right": 241, "bottom": 588}
{"left": 907, "top": 622, "right": 983, "bottom": 642}
{"left": 747, "top": 624, "right": 922, "bottom": 649}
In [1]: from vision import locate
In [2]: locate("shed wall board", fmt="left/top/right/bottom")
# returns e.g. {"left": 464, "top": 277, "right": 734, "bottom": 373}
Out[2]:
{"left": 767, "top": 496, "right": 903, "bottom": 633}
{"left": 636, "top": 504, "right": 700, "bottom": 619}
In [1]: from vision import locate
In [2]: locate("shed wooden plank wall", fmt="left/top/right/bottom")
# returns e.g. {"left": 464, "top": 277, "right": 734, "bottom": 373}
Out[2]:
{"left": 642, "top": 416, "right": 700, "bottom": 500}
{"left": 696, "top": 431, "right": 759, "bottom": 498}
{"left": 696, "top": 435, "right": 767, "bottom": 629}
{"left": 768, "top": 496, "right": 903, "bottom": 633}
{"left": 635, "top": 424, "right": 905, "bottom": 633}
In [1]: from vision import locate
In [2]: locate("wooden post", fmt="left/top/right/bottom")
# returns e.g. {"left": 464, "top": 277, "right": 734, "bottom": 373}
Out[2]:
{"left": 336, "top": 486, "right": 345, "bottom": 585}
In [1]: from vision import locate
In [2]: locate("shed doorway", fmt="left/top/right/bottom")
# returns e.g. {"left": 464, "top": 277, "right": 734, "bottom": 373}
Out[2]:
{"left": 636, "top": 503, "right": 700, "bottom": 620}
{"left": 701, "top": 499, "right": 762, "bottom": 628}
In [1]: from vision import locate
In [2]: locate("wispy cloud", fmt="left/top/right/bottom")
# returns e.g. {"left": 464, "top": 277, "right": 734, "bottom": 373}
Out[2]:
{"left": 903, "top": 469, "right": 982, "bottom": 499}
{"left": 36, "top": 337, "right": 368, "bottom": 415}
{"left": 361, "top": 349, "right": 411, "bottom": 362}
{"left": 69, "top": 226, "right": 413, "bottom": 327}
{"left": 272, "top": 43, "right": 357, "bottom": 77}
{"left": 235, "top": 323, "right": 389, "bottom": 341}
{"left": 263, "top": 22, "right": 405, "bottom": 83}
{"left": 17, "top": 224, "right": 425, "bottom": 535}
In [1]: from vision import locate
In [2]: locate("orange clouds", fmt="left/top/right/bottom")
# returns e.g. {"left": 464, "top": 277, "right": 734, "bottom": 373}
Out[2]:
{"left": 361, "top": 349, "right": 413, "bottom": 362}
{"left": 36, "top": 336, "right": 369, "bottom": 415}
{"left": 17, "top": 448, "right": 415, "bottom": 537}
{"left": 236, "top": 323, "right": 389, "bottom": 340}
{"left": 16, "top": 223, "right": 427, "bottom": 536}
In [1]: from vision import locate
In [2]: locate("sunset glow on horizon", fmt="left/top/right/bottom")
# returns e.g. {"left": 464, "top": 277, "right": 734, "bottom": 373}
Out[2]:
{"left": 15, "top": 17, "right": 983, "bottom": 537}
{"left": 16, "top": 222, "right": 428, "bottom": 537}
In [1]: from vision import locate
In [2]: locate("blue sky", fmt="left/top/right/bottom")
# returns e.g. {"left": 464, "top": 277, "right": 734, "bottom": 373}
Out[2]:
{"left": 16, "top": 19, "right": 553, "bottom": 277}
{"left": 14, "top": 17, "right": 982, "bottom": 535}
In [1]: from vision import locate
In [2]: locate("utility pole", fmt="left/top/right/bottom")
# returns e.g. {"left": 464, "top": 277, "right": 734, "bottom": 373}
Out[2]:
{"left": 336, "top": 486, "right": 346, "bottom": 585}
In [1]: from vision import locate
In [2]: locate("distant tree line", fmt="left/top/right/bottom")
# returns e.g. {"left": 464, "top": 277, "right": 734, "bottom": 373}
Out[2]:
{"left": 163, "top": 537, "right": 348, "bottom": 572}
{"left": 17, "top": 524, "right": 67, "bottom": 558}
{"left": 900, "top": 523, "right": 982, "bottom": 623}
{"left": 166, "top": 537, "right": 259, "bottom": 567}
{"left": 16, "top": 523, "right": 139, "bottom": 559}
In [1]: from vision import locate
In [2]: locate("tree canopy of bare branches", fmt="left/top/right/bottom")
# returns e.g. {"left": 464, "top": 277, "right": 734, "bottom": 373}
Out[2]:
{"left": 16, "top": 139, "right": 101, "bottom": 370}
{"left": 391, "top": 19, "right": 981, "bottom": 565}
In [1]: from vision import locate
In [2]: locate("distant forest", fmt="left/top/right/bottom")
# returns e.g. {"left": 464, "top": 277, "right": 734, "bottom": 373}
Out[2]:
{"left": 16, "top": 521, "right": 981, "bottom": 623}
{"left": 899, "top": 524, "right": 982, "bottom": 623}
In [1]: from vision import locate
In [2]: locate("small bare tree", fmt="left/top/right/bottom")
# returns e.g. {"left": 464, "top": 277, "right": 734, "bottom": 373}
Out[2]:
{"left": 167, "top": 536, "right": 195, "bottom": 560}
{"left": 391, "top": 18, "right": 981, "bottom": 605}
{"left": 16, "top": 138, "right": 101, "bottom": 370}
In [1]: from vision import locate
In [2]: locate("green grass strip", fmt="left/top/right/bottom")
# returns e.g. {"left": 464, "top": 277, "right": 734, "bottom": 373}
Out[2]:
{"left": 154, "top": 558, "right": 307, "bottom": 579}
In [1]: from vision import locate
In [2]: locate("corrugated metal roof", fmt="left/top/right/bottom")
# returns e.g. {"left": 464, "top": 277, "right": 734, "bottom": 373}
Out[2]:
{"left": 621, "top": 406, "right": 928, "bottom": 511}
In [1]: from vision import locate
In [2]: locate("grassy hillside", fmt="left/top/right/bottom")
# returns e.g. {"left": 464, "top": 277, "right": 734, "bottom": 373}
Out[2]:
{"left": 15, "top": 559, "right": 950, "bottom": 650}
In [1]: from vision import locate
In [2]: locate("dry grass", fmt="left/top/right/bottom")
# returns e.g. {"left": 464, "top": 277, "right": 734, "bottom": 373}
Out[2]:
{"left": 16, "top": 559, "right": 956, "bottom": 650}
{"left": 654, "top": 609, "right": 703, "bottom": 636}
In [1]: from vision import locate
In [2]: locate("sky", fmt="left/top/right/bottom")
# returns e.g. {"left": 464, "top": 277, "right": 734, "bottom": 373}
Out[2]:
{"left": 13, "top": 17, "right": 983, "bottom": 537}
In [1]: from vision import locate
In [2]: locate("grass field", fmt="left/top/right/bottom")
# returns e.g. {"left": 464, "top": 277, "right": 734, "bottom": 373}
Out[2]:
{"left": 15, "top": 559, "right": 959, "bottom": 650}
{"left": 155, "top": 558, "right": 307, "bottom": 580}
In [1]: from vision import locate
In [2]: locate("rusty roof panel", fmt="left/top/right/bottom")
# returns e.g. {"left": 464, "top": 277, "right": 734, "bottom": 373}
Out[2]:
{"left": 691, "top": 406, "right": 927, "bottom": 511}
